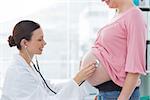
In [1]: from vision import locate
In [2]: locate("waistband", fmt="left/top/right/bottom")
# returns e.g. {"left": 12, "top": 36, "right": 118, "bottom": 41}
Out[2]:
{"left": 94, "top": 81, "right": 139, "bottom": 92}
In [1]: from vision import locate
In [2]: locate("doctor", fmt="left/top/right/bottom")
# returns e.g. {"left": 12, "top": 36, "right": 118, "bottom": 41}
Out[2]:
{"left": 1, "top": 20, "right": 96, "bottom": 100}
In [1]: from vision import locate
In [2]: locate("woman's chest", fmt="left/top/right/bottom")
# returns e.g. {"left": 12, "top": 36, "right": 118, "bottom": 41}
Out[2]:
{"left": 99, "top": 22, "right": 127, "bottom": 42}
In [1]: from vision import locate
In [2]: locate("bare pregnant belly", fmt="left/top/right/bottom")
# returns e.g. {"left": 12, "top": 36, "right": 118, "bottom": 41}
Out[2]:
{"left": 80, "top": 50, "right": 111, "bottom": 86}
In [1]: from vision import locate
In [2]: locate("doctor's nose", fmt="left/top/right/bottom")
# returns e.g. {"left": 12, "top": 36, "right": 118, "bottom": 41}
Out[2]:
{"left": 43, "top": 40, "right": 47, "bottom": 46}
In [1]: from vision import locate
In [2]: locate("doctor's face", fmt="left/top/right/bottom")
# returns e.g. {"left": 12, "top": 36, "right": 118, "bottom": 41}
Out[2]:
{"left": 26, "top": 28, "right": 46, "bottom": 55}
{"left": 101, "top": 0, "right": 120, "bottom": 8}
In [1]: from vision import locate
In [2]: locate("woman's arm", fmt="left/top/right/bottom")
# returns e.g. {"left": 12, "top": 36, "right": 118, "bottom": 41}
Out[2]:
{"left": 45, "top": 63, "right": 96, "bottom": 93}
{"left": 74, "top": 63, "right": 96, "bottom": 85}
{"left": 118, "top": 72, "right": 140, "bottom": 100}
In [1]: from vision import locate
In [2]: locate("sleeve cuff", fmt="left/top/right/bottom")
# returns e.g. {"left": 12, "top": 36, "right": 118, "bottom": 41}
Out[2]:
{"left": 72, "top": 79, "right": 80, "bottom": 87}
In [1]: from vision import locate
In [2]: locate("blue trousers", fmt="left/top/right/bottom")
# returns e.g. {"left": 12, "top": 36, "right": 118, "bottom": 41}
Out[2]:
{"left": 97, "top": 88, "right": 140, "bottom": 100}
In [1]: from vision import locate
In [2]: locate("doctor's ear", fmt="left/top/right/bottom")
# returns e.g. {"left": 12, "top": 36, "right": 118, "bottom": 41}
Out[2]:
{"left": 20, "top": 39, "right": 28, "bottom": 49}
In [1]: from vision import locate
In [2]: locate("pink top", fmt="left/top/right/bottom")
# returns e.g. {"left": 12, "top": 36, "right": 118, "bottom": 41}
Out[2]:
{"left": 91, "top": 6, "right": 147, "bottom": 87}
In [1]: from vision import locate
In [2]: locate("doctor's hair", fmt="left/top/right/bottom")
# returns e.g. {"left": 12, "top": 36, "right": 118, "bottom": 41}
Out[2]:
{"left": 8, "top": 20, "right": 40, "bottom": 50}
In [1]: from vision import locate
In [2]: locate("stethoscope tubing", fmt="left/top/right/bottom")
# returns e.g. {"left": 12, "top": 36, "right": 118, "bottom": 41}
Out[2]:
{"left": 33, "top": 59, "right": 57, "bottom": 94}
{"left": 24, "top": 47, "right": 56, "bottom": 94}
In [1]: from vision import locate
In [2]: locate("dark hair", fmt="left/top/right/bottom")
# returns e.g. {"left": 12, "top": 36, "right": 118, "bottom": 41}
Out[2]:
{"left": 8, "top": 20, "right": 40, "bottom": 50}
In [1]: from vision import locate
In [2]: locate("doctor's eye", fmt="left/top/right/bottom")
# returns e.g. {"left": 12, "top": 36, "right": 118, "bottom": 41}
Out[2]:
{"left": 37, "top": 38, "right": 43, "bottom": 41}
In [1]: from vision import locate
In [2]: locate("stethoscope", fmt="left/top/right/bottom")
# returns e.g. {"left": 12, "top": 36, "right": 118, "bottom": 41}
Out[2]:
{"left": 24, "top": 46, "right": 57, "bottom": 94}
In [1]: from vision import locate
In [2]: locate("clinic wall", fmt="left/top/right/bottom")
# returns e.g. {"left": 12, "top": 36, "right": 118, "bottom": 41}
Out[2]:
{"left": 134, "top": 0, "right": 150, "bottom": 97}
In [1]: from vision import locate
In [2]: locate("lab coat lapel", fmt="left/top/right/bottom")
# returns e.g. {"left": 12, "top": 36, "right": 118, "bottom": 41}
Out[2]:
{"left": 16, "top": 54, "right": 42, "bottom": 84}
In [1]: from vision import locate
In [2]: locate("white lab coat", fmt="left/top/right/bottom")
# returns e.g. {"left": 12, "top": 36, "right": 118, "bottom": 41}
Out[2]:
{"left": 1, "top": 54, "right": 87, "bottom": 100}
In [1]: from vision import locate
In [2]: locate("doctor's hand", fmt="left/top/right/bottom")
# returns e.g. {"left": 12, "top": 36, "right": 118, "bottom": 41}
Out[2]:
{"left": 73, "top": 63, "right": 96, "bottom": 86}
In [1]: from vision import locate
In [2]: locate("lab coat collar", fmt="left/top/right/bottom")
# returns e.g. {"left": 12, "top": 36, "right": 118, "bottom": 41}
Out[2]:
{"left": 13, "top": 54, "right": 39, "bottom": 79}
{"left": 14, "top": 54, "right": 31, "bottom": 68}
{"left": 14, "top": 54, "right": 47, "bottom": 88}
